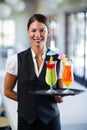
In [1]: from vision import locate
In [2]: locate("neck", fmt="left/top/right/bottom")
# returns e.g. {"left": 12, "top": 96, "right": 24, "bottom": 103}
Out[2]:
{"left": 31, "top": 45, "right": 46, "bottom": 57}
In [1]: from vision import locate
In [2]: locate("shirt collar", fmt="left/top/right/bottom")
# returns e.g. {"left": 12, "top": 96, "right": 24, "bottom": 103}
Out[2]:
{"left": 31, "top": 48, "right": 47, "bottom": 59}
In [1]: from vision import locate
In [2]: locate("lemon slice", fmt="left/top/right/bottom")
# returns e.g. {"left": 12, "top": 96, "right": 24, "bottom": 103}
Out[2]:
{"left": 61, "top": 57, "right": 67, "bottom": 64}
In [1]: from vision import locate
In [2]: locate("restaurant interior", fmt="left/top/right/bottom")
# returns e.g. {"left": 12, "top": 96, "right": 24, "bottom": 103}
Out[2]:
{"left": 0, "top": 0, "right": 87, "bottom": 130}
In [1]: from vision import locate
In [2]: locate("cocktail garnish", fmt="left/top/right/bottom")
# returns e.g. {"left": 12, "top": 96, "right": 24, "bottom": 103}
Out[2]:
{"left": 61, "top": 57, "right": 67, "bottom": 64}
{"left": 49, "top": 56, "right": 53, "bottom": 64}
{"left": 47, "top": 50, "right": 57, "bottom": 56}
{"left": 58, "top": 52, "right": 67, "bottom": 64}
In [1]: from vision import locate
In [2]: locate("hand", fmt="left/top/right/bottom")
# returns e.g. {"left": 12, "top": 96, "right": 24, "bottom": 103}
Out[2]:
{"left": 54, "top": 95, "right": 63, "bottom": 103}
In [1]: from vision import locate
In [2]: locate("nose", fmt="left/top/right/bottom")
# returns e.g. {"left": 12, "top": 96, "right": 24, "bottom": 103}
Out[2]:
{"left": 35, "top": 30, "right": 41, "bottom": 37}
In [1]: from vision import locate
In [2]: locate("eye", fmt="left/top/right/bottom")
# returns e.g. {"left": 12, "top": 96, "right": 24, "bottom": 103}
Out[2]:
{"left": 40, "top": 29, "right": 45, "bottom": 32}
{"left": 31, "top": 29, "right": 36, "bottom": 32}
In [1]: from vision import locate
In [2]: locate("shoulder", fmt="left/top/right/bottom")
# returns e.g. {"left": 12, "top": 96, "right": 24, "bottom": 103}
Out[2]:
{"left": 7, "top": 53, "right": 17, "bottom": 64}
{"left": 6, "top": 53, "right": 18, "bottom": 76}
{"left": 18, "top": 48, "right": 31, "bottom": 57}
{"left": 17, "top": 48, "right": 32, "bottom": 63}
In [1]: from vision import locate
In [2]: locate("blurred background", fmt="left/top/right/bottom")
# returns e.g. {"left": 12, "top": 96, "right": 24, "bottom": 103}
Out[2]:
{"left": 0, "top": 0, "right": 87, "bottom": 130}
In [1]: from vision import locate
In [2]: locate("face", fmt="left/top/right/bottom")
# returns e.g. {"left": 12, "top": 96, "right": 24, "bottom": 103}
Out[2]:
{"left": 27, "top": 21, "right": 50, "bottom": 48}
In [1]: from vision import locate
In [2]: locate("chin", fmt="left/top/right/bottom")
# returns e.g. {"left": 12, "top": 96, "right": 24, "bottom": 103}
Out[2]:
{"left": 35, "top": 42, "right": 43, "bottom": 46}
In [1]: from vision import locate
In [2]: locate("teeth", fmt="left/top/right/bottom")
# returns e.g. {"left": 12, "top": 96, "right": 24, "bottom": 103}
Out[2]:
{"left": 36, "top": 39, "right": 40, "bottom": 41}
{"left": 35, "top": 40, "right": 41, "bottom": 42}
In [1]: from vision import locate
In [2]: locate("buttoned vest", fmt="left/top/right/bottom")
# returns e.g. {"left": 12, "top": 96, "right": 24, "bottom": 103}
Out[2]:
{"left": 17, "top": 48, "right": 61, "bottom": 124}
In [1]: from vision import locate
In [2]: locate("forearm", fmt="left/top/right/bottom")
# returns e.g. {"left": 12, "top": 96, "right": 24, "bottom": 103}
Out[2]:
{"left": 4, "top": 90, "right": 18, "bottom": 102}
{"left": 4, "top": 73, "right": 18, "bottom": 102}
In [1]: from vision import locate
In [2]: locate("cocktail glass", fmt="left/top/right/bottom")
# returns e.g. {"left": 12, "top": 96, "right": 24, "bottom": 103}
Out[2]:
{"left": 45, "top": 61, "right": 57, "bottom": 94}
{"left": 62, "top": 58, "right": 74, "bottom": 93}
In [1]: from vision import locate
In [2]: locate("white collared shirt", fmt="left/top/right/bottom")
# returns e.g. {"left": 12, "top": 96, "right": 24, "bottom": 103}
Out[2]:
{"left": 6, "top": 49, "right": 62, "bottom": 79}
{"left": 31, "top": 49, "right": 46, "bottom": 77}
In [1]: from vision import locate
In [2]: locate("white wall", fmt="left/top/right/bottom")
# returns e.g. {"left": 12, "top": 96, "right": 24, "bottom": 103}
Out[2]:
{"left": 9, "top": 1, "right": 37, "bottom": 52}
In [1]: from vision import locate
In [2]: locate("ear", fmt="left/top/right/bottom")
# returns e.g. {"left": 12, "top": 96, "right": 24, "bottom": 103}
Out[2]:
{"left": 47, "top": 29, "right": 51, "bottom": 36}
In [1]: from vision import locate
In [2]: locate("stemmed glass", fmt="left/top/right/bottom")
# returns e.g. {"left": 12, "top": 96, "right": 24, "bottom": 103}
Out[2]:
{"left": 45, "top": 57, "right": 57, "bottom": 94}
{"left": 62, "top": 58, "right": 74, "bottom": 93}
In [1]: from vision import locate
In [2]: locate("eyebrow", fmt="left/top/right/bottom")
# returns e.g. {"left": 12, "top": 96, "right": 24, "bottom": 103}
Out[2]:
{"left": 30, "top": 27, "right": 46, "bottom": 30}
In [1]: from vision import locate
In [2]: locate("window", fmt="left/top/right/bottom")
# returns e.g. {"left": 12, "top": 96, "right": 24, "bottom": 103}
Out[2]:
{"left": 47, "top": 15, "right": 59, "bottom": 52}
{"left": 0, "top": 19, "right": 15, "bottom": 47}
{"left": 65, "top": 11, "right": 87, "bottom": 87}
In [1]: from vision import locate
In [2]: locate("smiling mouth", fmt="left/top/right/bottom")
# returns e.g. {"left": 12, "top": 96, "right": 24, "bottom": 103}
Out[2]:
{"left": 34, "top": 39, "right": 43, "bottom": 43}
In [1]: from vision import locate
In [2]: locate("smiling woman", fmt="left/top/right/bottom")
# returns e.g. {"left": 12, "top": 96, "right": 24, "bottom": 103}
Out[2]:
{"left": 27, "top": 14, "right": 50, "bottom": 52}
{"left": 4, "top": 14, "right": 63, "bottom": 130}
{"left": 27, "top": 21, "right": 49, "bottom": 49}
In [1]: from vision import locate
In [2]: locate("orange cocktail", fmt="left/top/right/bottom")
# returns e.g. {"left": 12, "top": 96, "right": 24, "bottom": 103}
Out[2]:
{"left": 62, "top": 65, "right": 73, "bottom": 87}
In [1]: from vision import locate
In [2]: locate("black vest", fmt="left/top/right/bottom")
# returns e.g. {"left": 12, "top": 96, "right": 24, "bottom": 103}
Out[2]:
{"left": 17, "top": 48, "right": 60, "bottom": 124}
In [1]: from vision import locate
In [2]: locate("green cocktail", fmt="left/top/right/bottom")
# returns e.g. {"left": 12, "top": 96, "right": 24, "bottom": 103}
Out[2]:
{"left": 45, "top": 61, "right": 57, "bottom": 93}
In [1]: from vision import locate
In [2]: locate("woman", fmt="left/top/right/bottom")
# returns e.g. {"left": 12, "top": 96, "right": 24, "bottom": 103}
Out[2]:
{"left": 4, "top": 14, "right": 63, "bottom": 130}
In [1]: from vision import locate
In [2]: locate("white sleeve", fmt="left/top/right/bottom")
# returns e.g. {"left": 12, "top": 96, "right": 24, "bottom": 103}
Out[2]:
{"left": 6, "top": 54, "right": 18, "bottom": 76}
